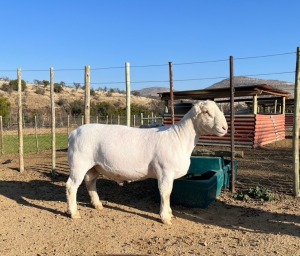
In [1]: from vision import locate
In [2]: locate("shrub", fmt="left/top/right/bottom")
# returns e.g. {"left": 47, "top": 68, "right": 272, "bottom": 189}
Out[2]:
{"left": 106, "top": 91, "right": 112, "bottom": 97}
{"left": 54, "top": 83, "right": 63, "bottom": 93}
{"left": 35, "top": 87, "right": 45, "bottom": 95}
{"left": 1, "top": 79, "right": 26, "bottom": 92}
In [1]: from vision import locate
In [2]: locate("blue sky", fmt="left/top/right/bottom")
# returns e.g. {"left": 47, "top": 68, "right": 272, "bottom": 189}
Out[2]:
{"left": 1, "top": 0, "right": 299, "bottom": 91}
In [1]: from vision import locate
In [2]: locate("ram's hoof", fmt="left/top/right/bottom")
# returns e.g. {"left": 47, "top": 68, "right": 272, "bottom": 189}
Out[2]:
{"left": 71, "top": 212, "right": 81, "bottom": 219}
{"left": 95, "top": 204, "right": 104, "bottom": 211}
{"left": 162, "top": 219, "right": 172, "bottom": 225}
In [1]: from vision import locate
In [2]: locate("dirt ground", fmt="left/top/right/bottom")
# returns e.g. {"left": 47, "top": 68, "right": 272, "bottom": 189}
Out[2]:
{"left": 0, "top": 140, "right": 299, "bottom": 256}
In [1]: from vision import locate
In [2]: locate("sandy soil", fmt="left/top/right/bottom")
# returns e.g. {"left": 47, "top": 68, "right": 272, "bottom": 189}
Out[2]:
{"left": 0, "top": 140, "right": 299, "bottom": 256}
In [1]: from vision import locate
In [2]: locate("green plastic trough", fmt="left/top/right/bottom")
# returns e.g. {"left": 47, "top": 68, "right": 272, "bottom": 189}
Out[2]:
{"left": 171, "top": 156, "right": 238, "bottom": 208}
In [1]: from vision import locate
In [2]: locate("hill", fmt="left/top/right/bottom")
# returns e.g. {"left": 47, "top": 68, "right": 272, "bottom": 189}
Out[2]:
{"left": 207, "top": 76, "right": 294, "bottom": 97}
{"left": 135, "top": 87, "right": 170, "bottom": 97}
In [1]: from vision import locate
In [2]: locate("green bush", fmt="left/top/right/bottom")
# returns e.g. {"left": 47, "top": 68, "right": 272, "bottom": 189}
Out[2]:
{"left": 235, "top": 186, "right": 275, "bottom": 202}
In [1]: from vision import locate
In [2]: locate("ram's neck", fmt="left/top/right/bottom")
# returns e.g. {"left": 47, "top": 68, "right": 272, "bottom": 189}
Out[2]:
{"left": 171, "top": 114, "right": 199, "bottom": 156}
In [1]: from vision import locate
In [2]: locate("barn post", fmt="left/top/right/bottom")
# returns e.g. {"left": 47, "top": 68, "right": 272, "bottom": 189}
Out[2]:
{"left": 164, "top": 100, "right": 169, "bottom": 113}
{"left": 292, "top": 47, "right": 300, "bottom": 197}
{"left": 84, "top": 65, "right": 91, "bottom": 124}
{"left": 281, "top": 97, "right": 286, "bottom": 114}
{"left": 17, "top": 68, "right": 24, "bottom": 172}
{"left": 229, "top": 56, "right": 235, "bottom": 193}
{"left": 140, "top": 113, "right": 144, "bottom": 126}
{"left": 50, "top": 67, "right": 56, "bottom": 177}
{"left": 274, "top": 99, "right": 278, "bottom": 114}
{"left": 253, "top": 95, "right": 258, "bottom": 114}
{"left": 125, "top": 62, "right": 131, "bottom": 126}
{"left": 169, "top": 62, "right": 175, "bottom": 125}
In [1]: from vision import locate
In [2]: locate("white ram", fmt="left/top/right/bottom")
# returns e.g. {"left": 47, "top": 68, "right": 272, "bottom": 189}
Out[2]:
{"left": 66, "top": 100, "right": 228, "bottom": 224}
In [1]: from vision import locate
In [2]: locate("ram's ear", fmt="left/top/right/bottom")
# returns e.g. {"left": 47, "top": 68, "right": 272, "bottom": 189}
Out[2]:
{"left": 191, "top": 101, "right": 203, "bottom": 117}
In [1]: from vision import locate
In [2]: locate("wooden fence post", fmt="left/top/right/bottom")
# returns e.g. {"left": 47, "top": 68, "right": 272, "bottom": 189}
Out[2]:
{"left": 293, "top": 47, "right": 300, "bottom": 197}
{"left": 67, "top": 115, "right": 70, "bottom": 135}
{"left": 18, "top": 68, "right": 24, "bottom": 172}
{"left": 125, "top": 62, "right": 131, "bottom": 126}
{"left": 50, "top": 67, "right": 56, "bottom": 177}
{"left": 34, "top": 115, "right": 39, "bottom": 153}
{"left": 169, "top": 62, "right": 175, "bottom": 125}
{"left": 140, "top": 113, "right": 144, "bottom": 126}
{"left": 230, "top": 56, "right": 236, "bottom": 193}
{"left": 0, "top": 116, "right": 3, "bottom": 155}
{"left": 84, "top": 65, "right": 91, "bottom": 124}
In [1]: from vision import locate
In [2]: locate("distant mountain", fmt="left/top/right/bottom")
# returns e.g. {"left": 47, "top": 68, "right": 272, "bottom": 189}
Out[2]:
{"left": 207, "top": 76, "right": 294, "bottom": 97}
{"left": 135, "top": 87, "right": 170, "bottom": 97}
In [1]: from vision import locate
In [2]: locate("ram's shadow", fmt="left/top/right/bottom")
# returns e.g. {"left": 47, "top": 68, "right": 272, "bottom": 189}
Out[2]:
{"left": 1, "top": 168, "right": 299, "bottom": 238}
{"left": 95, "top": 178, "right": 299, "bottom": 238}
{"left": 95, "top": 178, "right": 160, "bottom": 214}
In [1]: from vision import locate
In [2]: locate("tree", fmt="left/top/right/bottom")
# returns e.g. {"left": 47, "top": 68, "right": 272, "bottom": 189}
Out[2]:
{"left": 60, "top": 81, "right": 66, "bottom": 87}
{"left": 90, "top": 88, "right": 96, "bottom": 96}
{"left": 74, "top": 82, "right": 81, "bottom": 90}
{"left": 42, "top": 80, "right": 50, "bottom": 87}
{"left": 91, "top": 102, "right": 118, "bottom": 116}
{"left": 69, "top": 100, "right": 84, "bottom": 116}
{"left": 0, "top": 97, "right": 11, "bottom": 118}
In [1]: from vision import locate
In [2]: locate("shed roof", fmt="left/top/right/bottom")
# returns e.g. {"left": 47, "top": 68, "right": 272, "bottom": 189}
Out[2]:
{"left": 159, "top": 84, "right": 291, "bottom": 101}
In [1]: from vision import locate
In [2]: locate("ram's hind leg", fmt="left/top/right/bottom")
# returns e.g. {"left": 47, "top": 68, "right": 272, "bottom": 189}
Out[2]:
{"left": 66, "top": 177, "right": 82, "bottom": 219}
{"left": 84, "top": 167, "right": 103, "bottom": 211}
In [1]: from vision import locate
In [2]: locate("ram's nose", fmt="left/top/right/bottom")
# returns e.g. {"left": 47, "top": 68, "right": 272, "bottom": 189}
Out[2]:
{"left": 222, "top": 125, "right": 228, "bottom": 132}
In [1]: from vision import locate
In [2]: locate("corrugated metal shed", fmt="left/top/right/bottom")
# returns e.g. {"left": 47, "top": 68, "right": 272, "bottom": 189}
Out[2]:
{"left": 160, "top": 84, "right": 290, "bottom": 148}
{"left": 159, "top": 84, "right": 290, "bottom": 101}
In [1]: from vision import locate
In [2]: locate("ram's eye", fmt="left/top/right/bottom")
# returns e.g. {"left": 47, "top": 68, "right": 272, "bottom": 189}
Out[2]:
{"left": 205, "top": 111, "right": 212, "bottom": 117}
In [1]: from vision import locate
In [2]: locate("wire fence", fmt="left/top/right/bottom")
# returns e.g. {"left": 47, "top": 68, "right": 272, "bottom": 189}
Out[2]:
{"left": 0, "top": 49, "right": 299, "bottom": 198}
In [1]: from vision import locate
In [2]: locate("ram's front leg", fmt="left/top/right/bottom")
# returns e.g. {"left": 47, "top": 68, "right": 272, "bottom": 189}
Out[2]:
{"left": 158, "top": 175, "right": 174, "bottom": 225}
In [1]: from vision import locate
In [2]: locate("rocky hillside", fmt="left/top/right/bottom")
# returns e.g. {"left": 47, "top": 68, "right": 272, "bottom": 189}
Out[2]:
{"left": 0, "top": 82, "right": 158, "bottom": 113}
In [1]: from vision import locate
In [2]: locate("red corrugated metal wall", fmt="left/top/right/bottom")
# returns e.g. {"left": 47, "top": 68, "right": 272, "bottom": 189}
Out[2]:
{"left": 285, "top": 113, "right": 293, "bottom": 131}
{"left": 254, "top": 114, "right": 285, "bottom": 147}
{"left": 163, "top": 114, "right": 285, "bottom": 148}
